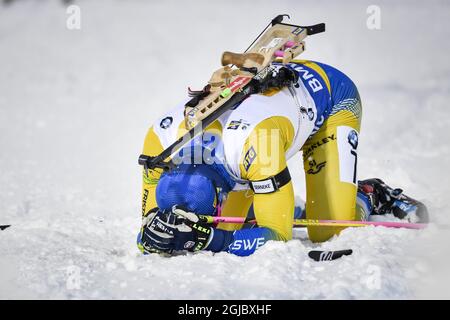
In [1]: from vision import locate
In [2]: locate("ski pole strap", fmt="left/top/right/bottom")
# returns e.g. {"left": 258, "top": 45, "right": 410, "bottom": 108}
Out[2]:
{"left": 249, "top": 167, "right": 291, "bottom": 194}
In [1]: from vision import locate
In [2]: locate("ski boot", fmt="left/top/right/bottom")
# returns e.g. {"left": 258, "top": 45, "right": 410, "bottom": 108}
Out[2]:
{"left": 357, "top": 178, "right": 429, "bottom": 223}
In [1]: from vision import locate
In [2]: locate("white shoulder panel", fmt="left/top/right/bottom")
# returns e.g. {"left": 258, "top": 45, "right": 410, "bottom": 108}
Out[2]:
{"left": 152, "top": 99, "right": 189, "bottom": 150}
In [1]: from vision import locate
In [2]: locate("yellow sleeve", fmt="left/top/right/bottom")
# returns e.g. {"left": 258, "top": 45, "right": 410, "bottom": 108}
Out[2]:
{"left": 141, "top": 126, "right": 164, "bottom": 217}
{"left": 239, "top": 117, "right": 295, "bottom": 240}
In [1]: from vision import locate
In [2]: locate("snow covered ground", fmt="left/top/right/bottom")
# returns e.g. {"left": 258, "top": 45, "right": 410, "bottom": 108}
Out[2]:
{"left": 1, "top": 0, "right": 449, "bottom": 299}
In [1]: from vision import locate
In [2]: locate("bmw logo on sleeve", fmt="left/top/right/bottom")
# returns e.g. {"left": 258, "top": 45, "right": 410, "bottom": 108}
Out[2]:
{"left": 160, "top": 116, "right": 173, "bottom": 129}
{"left": 347, "top": 130, "right": 358, "bottom": 149}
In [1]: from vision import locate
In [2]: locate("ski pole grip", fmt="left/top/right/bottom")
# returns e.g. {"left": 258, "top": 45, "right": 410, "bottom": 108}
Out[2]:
{"left": 221, "top": 51, "right": 264, "bottom": 67}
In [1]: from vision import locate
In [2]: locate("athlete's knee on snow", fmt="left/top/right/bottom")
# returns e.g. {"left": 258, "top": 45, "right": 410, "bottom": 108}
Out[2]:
{"left": 237, "top": 119, "right": 294, "bottom": 240}
{"left": 302, "top": 112, "right": 361, "bottom": 242}
{"left": 252, "top": 181, "right": 295, "bottom": 241}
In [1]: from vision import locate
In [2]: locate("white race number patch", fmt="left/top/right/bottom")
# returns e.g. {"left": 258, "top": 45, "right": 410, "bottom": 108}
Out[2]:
{"left": 337, "top": 126, "right": 359, "bottom": 185}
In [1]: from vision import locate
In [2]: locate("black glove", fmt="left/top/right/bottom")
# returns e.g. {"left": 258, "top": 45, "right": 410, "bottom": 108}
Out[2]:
{"left": 263, "top": 66, "right": 299, "bottom": 91}
{"left": 138, "top": 207, "right": 179, "bottom": 254}
{"left": 138, "top": 206, "right": 213, "bottom": 254}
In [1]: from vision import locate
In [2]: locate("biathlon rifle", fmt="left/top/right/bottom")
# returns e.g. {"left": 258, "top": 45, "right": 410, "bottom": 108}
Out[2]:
{"left": 138, "top": 14, "right": 325, "bottom": 173}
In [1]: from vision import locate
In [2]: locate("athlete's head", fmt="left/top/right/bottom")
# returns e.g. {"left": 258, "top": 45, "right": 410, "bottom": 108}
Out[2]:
{"left": 156, "top": 165, "right": 233, "bottom": 215}
{"left": 156, "top": 132, "right": 237, "bottom": 215}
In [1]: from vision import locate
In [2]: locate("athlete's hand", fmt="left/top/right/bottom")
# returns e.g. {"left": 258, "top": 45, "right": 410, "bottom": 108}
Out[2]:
{"left": 137, "top": 206, "right": 213, "bottom": 254}
{"left": 137, "top": 207, "right": 179, "bottom": 255}
{"left": 170, "top": 205, "right": 214, "bottom": 252}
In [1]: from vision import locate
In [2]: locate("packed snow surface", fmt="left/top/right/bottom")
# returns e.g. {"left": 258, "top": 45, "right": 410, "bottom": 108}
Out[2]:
{"left": 1, "top": 0, "right": 449, "bottom": 299}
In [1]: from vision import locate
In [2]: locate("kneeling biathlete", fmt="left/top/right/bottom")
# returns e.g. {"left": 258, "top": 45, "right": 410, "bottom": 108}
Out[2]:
{"left": 138, "top": 60, "right": 428, "bottom": 257}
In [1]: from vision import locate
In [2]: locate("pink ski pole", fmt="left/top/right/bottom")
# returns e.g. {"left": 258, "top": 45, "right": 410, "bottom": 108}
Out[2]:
{"left": 199, "top": 216, "right": 427, "bottom": 230}
{"left": 292, "top": 219, "right": 427, "bottom": 230}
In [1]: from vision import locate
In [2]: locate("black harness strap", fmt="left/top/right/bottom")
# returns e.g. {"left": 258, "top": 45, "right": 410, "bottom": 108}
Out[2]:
{"left": 249, "top": 167, "right": 291, "bottom": 194}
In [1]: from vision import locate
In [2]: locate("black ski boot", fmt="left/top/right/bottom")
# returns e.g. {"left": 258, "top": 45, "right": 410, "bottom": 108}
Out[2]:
{"left": 357, "top": 178, "right": 429, "bottom": 223}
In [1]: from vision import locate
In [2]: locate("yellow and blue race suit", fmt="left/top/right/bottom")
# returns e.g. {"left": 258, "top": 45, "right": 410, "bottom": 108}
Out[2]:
{"left": 141, "top": 60, "right": 362, "bottom": 256}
